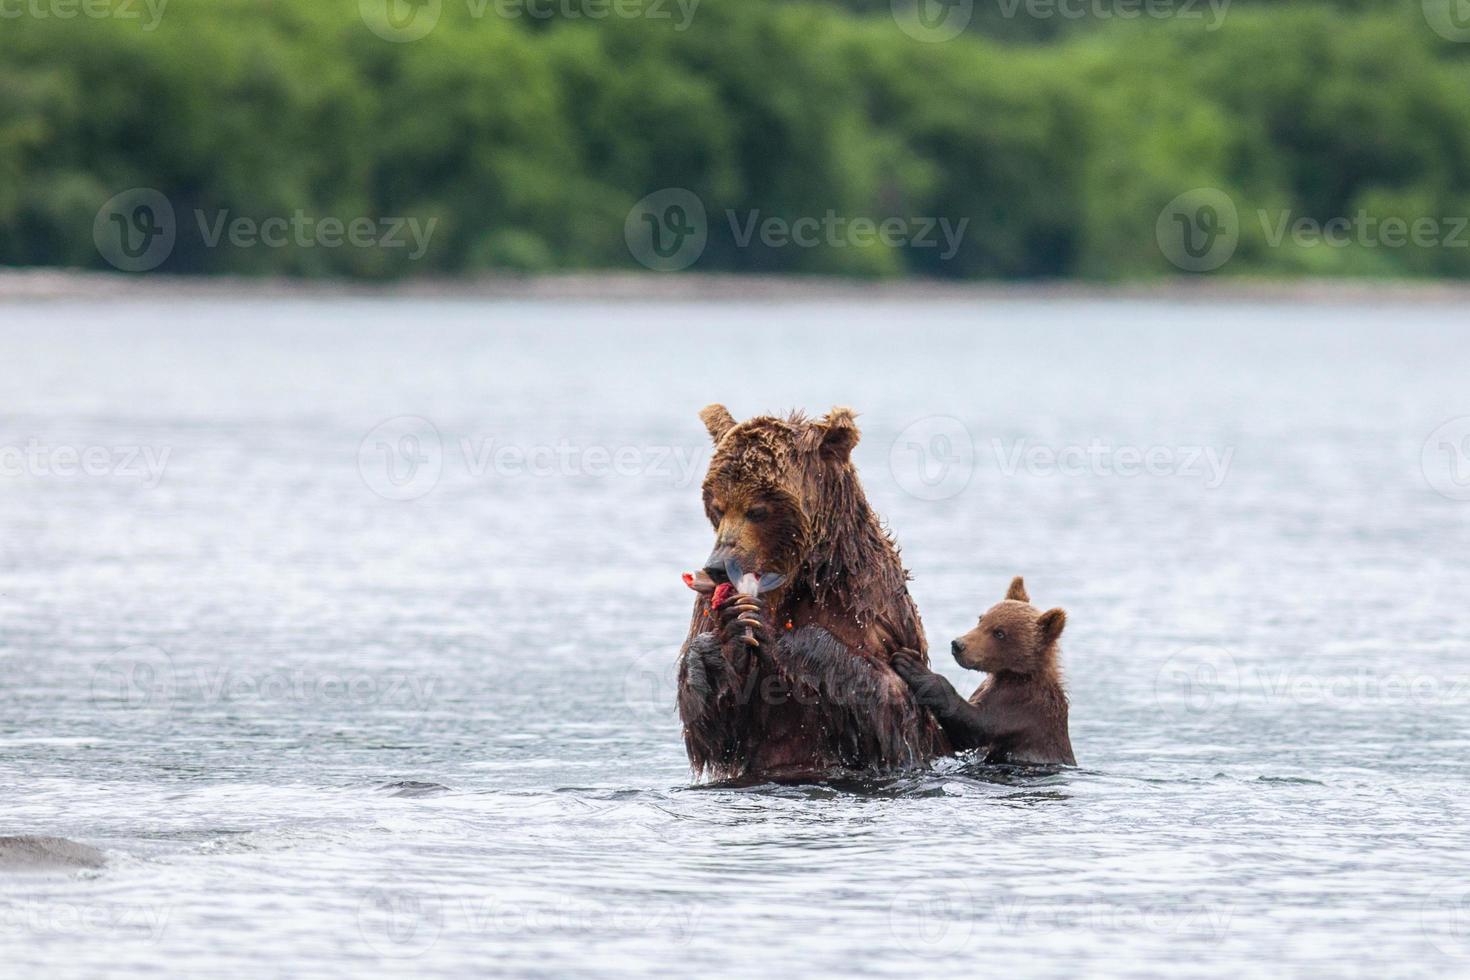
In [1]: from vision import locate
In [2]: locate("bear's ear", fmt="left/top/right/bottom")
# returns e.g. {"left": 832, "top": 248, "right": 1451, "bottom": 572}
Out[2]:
{"left": 818, "top": 406, "right": 860, "bottom": 463}
{"left": 1037, "top": 608, "right": 1066, "bottom": 645}
{"left": 699, "top": 404, "right": 738, "bottom": 444}
{"left": 1005, "top": 576, "right": 1029, "bottom": 603}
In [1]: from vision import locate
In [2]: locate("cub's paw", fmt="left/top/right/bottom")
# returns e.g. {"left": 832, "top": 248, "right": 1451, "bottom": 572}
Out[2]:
{"left": 889, "top": 649, "right": 930, "bottom": 687}
{"left": 890, "top": 649, "right": 951, "bottom": 710}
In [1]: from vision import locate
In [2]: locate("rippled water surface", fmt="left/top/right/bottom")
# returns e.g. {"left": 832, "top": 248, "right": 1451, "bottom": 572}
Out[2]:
{"left": 2, "top": 296, "right": 1469, "bottom": 977}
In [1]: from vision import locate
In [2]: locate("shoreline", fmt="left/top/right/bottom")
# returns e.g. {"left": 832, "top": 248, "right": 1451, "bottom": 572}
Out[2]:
{"left": 3, "top": 267, "right": 1470, "bottom": 305}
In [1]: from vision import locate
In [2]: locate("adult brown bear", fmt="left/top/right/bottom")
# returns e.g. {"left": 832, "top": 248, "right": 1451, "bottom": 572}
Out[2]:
{"left": 676, "top": 405, "right": 949, "bottom": 781}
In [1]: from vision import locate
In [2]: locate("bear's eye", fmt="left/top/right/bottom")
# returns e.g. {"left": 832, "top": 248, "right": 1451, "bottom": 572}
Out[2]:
{"left": 992, "top": 628, "right": 1007, "bottom": 641}
{"left": 746, "top": 505, "right": 770, "bottom": 522}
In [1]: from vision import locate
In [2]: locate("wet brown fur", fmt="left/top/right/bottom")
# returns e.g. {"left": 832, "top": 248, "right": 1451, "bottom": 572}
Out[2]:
{"left": 892, "top": 576, "right": 1076, "bottom": 767}
{"left": 677, "top": 405, "right": 947, "bottom": 780}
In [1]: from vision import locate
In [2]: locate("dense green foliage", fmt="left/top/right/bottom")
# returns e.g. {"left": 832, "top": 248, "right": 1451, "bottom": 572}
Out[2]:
{"left": 2, "top": 0, "right": 1468, "bottom": 279}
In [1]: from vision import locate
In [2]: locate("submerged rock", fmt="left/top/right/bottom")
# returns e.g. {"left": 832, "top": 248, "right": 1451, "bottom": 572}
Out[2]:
{"left": 375, "top": 780, "right": 451, "bottom": 798}
{"left": 0, "top": 836, "right": 106, "bottom": 871}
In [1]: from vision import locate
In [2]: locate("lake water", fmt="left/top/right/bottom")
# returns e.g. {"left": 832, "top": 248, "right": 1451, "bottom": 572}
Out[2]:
{"left": 2, "top": 295, "right": 1468, "bottom": 977}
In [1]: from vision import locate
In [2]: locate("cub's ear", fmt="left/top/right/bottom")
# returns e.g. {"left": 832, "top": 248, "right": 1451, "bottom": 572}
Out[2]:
{"left": 818, "top": 406, "right": 860, "bottom": 462}
{"left": 1005, "top": 576, "right": 1029, "bottom": 603}
{"left": 1037, "top": 608, "right": 1067, "bottom": 644}
{"left": 699, "top": 404, "right": 737, "bottom": 444}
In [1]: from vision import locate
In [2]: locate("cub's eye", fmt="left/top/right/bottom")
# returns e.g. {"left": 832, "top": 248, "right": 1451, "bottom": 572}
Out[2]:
{"left": 992, "top": 628, "right": 1007, "bottom": 641}
{"left": 747, "top": 505, "right": 770, "bottom": 522}
{"left": 710, "top": 507, "right": 724, "bottom": 523}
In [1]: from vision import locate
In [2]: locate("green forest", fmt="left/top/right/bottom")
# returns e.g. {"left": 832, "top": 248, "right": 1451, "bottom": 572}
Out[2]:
{"left": 3, "top": 0, "right": 1470, "bottom": 279}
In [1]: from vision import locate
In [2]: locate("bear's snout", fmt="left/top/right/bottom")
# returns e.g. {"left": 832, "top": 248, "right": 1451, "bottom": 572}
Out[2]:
{"left": 702, "top": 548, "right": 735, "bottom": 584}
{"left": 951, "top": 638, "right": 965, "bottom": 656}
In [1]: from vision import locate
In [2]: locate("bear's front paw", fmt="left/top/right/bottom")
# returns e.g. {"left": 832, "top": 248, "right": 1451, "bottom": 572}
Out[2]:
{"left": 889, "top": 649, "right": 929, "bottom": 687}
{"left": 890, "top": 650, "right": 950, "bottom": 710}
{"left": 717, "top": 594, "right": 773, "bottom": 666}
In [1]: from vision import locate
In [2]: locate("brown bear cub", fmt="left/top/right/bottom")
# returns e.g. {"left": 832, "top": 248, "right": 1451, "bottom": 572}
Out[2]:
{"left": 891, "top": 577, "right": 1076, "bottom": 766}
